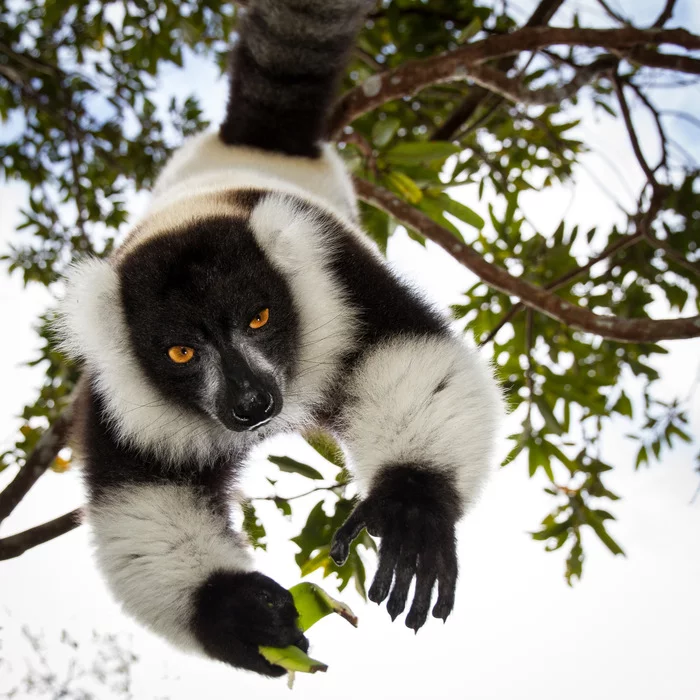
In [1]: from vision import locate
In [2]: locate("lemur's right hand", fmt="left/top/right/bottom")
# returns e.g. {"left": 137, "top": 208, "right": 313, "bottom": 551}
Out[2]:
{"left": 193, "top": 571, "right": 309, "bottom": 676}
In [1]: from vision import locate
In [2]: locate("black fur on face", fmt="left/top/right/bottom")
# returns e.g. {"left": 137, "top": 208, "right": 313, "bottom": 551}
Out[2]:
{"left": 118, "top": 216, "right": 299, "bottom": 432}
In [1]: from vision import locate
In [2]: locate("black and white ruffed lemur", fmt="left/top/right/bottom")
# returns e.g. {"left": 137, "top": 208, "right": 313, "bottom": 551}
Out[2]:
{"left": 57, "top": 0, "right": 504, "bottom": 677}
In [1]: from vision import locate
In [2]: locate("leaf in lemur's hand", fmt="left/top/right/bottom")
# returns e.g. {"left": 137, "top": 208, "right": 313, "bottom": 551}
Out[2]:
{"left": 268, "top": 455, "right": 324, "bottom": 480}
{"left": 258, "top": 583, "right": 357, "bottom": 685}
{"left": 289, "top": 582, "right": 358, "bottom": 631}
{"left": 258, "top": 645, "right": 328, "bottom": 675}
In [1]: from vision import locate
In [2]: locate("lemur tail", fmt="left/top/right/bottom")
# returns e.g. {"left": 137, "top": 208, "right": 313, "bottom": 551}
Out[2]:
{"left": 219, "top": 0, "right": 370, "bottom": 158}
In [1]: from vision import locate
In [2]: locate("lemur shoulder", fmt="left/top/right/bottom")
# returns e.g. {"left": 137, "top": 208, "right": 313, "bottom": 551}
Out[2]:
{"left": 58, "top": 0, "right": 504, "bottom": 677}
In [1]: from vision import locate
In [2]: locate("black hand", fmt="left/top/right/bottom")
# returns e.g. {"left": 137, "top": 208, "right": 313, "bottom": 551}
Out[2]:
{"left": 193, "top": 571, "right": 308, "bottom": 676}
{"left": 330, "top": 465, "right": 462, "bottom": 631}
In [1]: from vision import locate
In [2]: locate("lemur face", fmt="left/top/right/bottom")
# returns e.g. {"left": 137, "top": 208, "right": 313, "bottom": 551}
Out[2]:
{"left": 118, "top": 216, "right": 300, "bottom": 432}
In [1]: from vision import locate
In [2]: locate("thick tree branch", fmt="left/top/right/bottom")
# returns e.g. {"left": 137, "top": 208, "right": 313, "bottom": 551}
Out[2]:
{"left": 619, "top": 47, "right": 700, "bottom": 75}
{"left": 480, "top": 230, "right": 646, "bottom": 344}
{"left": 0, "top": 409, "right": 73, "bottom": 525}
{"left": 329, "top": 26, "right": 700, "bottom": 136}
{"left": 0, "top": 508, "right": 82, "bottom": 561}
{"left": 353, "top": 177, "right": 700, "bottom": 343}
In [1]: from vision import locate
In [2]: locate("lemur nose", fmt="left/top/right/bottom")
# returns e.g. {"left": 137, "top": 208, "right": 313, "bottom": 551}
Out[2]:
{"left": 232, "top": 390, "right": 275, "bottom": 429}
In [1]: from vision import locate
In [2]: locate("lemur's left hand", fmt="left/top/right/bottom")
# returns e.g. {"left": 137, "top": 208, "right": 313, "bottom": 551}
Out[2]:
{"left": 330, "top": 465, "right": 462, "bottom": 631}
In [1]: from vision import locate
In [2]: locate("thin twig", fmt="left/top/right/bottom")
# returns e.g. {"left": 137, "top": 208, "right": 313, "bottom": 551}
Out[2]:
{"left": 613, "top": 71, "right": 657, "bottom": 185}
{"left": 0, "top": 410, "right": 73, "bottom": 525}
{"left": 653, "top": 0, "right": 677, "bottom": 28}
{"left": 0, "top": 509, "right": 82, "bottom": 561}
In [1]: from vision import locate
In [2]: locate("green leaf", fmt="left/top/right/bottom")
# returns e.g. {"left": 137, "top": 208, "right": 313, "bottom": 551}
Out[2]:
{"left": 383, "top": 141, "right": 461, "bottom": 166}
{"left": 440, "top": 195, "right": 485, "bottom": 230}
{"left": 258, "top": 645, "right": 328, "bottom": 674}
{"left": 289, "top": 582, "right": 358, "bottom": 631}
{"left": 384, "top": 170, "right": 423, "bottom": 204}
{"left": 372, "top": 117, "right": 400, "bottom": 147}
{"left": 242, "top": 501, "right": 267, "bottom": 551}
{"left": 268, "top": 455, "right": 324, "bottom": 480}
{"left": 304, "top": 430, "right": 345, "bottom": 469}
{"left": 534, "top": 396, "right": 564, "bottom": 435}
{"left": 585, "top": 511, "right": 625, "bottom": 556}
{"left": 613, "top": 393, "right": 633, "bottom": 418}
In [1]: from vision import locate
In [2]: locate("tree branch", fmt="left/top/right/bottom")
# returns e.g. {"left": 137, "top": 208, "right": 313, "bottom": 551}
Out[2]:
{"left": 460, "top": 56, "right": 616, "bottom": 106}
{"left": 353, "top": 177, "right": 700, "bottom": 343}
{"left": 0, "top": 508, "right": 82, "bottom": 561}
{"left": 618, "top": 46, "right": 700, "bottom": 75}
{"left": 479, "top": 230, "right": 646, "bottom": 344}
{"left": 329, "top": 26, "right": 700, "bottom": 136}
{"left": 613, "top": 71, "right": 657, "bottom": 185}
{"left": 432, "top": 0, "right": 566, "bottom": 141}
{"left": 0, "top": 409, "right": 73, "bottom": 525}
{"left": 653, "top": 0, "right": 677, "bottom": 28}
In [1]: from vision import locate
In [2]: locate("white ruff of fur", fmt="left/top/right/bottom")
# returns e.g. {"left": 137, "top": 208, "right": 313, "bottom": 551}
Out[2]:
{"left": 343, "top": 335, "right": 504, "bottom": 506}
{"left": 89, "top": 485, "right": 252, "bottom": 652}
{"left": 249, "top": 195, "right": 359, "bottom": 430}
{"left": 57, "top": 260, "right": 243, "bottom": 465}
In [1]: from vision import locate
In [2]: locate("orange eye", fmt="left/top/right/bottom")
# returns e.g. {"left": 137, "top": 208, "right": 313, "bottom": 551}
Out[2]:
{"left": 250, "top": 308, "right": 270, "bottom": 329}
{"left": 168, "top": 346, "right": 195, "bottom": 364}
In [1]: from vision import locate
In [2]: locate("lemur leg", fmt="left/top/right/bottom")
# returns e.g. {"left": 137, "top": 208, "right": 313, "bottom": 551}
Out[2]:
{"left": 331, "top": 335, "right": 502, "bottom": 631}
{"left": 83, "top": 393, "right": 307, "bottom": 675}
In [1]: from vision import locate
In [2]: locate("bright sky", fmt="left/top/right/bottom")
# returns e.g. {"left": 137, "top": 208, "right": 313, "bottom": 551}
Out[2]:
{"left": 1, "top": 1, "right": 699, "bottom": 698}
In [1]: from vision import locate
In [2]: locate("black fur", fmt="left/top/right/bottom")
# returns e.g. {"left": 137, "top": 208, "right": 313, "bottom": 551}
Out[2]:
{"left": 193, "top": 570, "right": 309, "bottom": 677}
{"left": 81, "top": 388, "right": 241, "bottom": 512}
{"left": 220, "top": 0, "right": 369, "bottom": 156}
{"left": 330, "top": 465, "right": 462, "bottom": 631}
{"left": 118, "top": 216, "right": 300, "bottom": 431}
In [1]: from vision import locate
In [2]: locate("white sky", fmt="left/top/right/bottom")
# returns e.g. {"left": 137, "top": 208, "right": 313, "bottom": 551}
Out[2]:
{"left": 1, "top": 1, "right": 699, "bottom": 698}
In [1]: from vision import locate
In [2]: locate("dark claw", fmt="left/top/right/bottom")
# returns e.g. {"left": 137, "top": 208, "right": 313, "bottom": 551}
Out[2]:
{"left": 405, "top": 553, "right": 437, "bottom": 632}
{"left": 432, "top": 595, "right": 454, "bottom": 622}
{"left": 386, "top": 548, "right": 416, "bottom": 621}
{"left": 330, "top": 502, "right": 367, "bottom": 565}
{"left": 432, "top": 545, "right": 458, "bottom": 622}
{"left": 368, "top": 532, "right": 399, "bottom": 604}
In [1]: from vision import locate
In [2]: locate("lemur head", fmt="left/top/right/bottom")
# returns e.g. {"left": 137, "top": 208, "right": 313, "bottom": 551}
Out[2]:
{"left": 56, "top": 190, "right": 358, "bottom": 462}
{"left": 117, "top": 215, "right": 299, "bottom": 433}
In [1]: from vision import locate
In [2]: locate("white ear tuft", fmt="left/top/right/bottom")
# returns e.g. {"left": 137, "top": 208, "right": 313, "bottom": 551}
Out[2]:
{"left": 55, "top": 258, "right": 122, "bottom": 363}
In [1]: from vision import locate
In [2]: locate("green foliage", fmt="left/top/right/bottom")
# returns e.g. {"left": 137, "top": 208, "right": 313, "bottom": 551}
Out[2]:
{"left": 292, "top": 499, "right": 377, "bottom": 599}
{"left": 1, "top": 0, "right": 698, "bottom": 591}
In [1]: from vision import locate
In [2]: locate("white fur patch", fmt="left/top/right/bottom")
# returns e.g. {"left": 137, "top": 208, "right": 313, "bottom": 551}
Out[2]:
{"left": 342, "top": 335, "right": 504, "bottom": 507}
{"left": 249, "top": 195, "right": 359, "bottom": 429}
{"left": 153, "top": 132, "right": 357, "bottom": 220}
{"left": 56, "top": 259, "right": 241, "bottom": 465}
{"left": 89, "top": 485, "right": 253, "bottom": 652}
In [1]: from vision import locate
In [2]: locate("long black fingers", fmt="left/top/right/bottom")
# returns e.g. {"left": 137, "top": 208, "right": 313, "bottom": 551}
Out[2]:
{"left": 405, "top": 551, "right": 438, "bottom": 632}
{"left": 368, "top": 531, "right": 400, "bottom": 604}
{"left": 432, "top": 540, "right": 458, "bottom": 622}
{"left": 386, "top": 546, "right": 417, "bottom": 621}
{"left": 330, "top": 501, "right": 368, "bottom": 566}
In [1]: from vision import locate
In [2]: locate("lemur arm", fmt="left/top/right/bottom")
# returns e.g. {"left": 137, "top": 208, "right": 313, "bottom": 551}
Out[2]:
{"left": 331, "top": 335, "right": 502, "bottom": 630}
{"left": 318, "top": 221, "right": 503, "bottom": 631}
{"left": 80, "top": 387, "right": 307, "bottom": 676}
